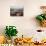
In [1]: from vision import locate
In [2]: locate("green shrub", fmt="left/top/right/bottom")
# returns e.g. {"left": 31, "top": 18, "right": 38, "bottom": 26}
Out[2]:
{"left": 5, "top": 26, "right": 18, "bottom": 39}
{"left": 36, "top": 14, "right": 46, "bottom": 21}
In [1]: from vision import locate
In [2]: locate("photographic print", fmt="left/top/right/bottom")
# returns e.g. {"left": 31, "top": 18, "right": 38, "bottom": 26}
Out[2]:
{"left": 10, "top": 6, "right": 24, "bottom": 16}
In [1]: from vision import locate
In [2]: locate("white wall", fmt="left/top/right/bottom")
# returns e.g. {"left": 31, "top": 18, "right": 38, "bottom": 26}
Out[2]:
{"left": 0, "top": 0, "right": 46, "bottom": 39}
